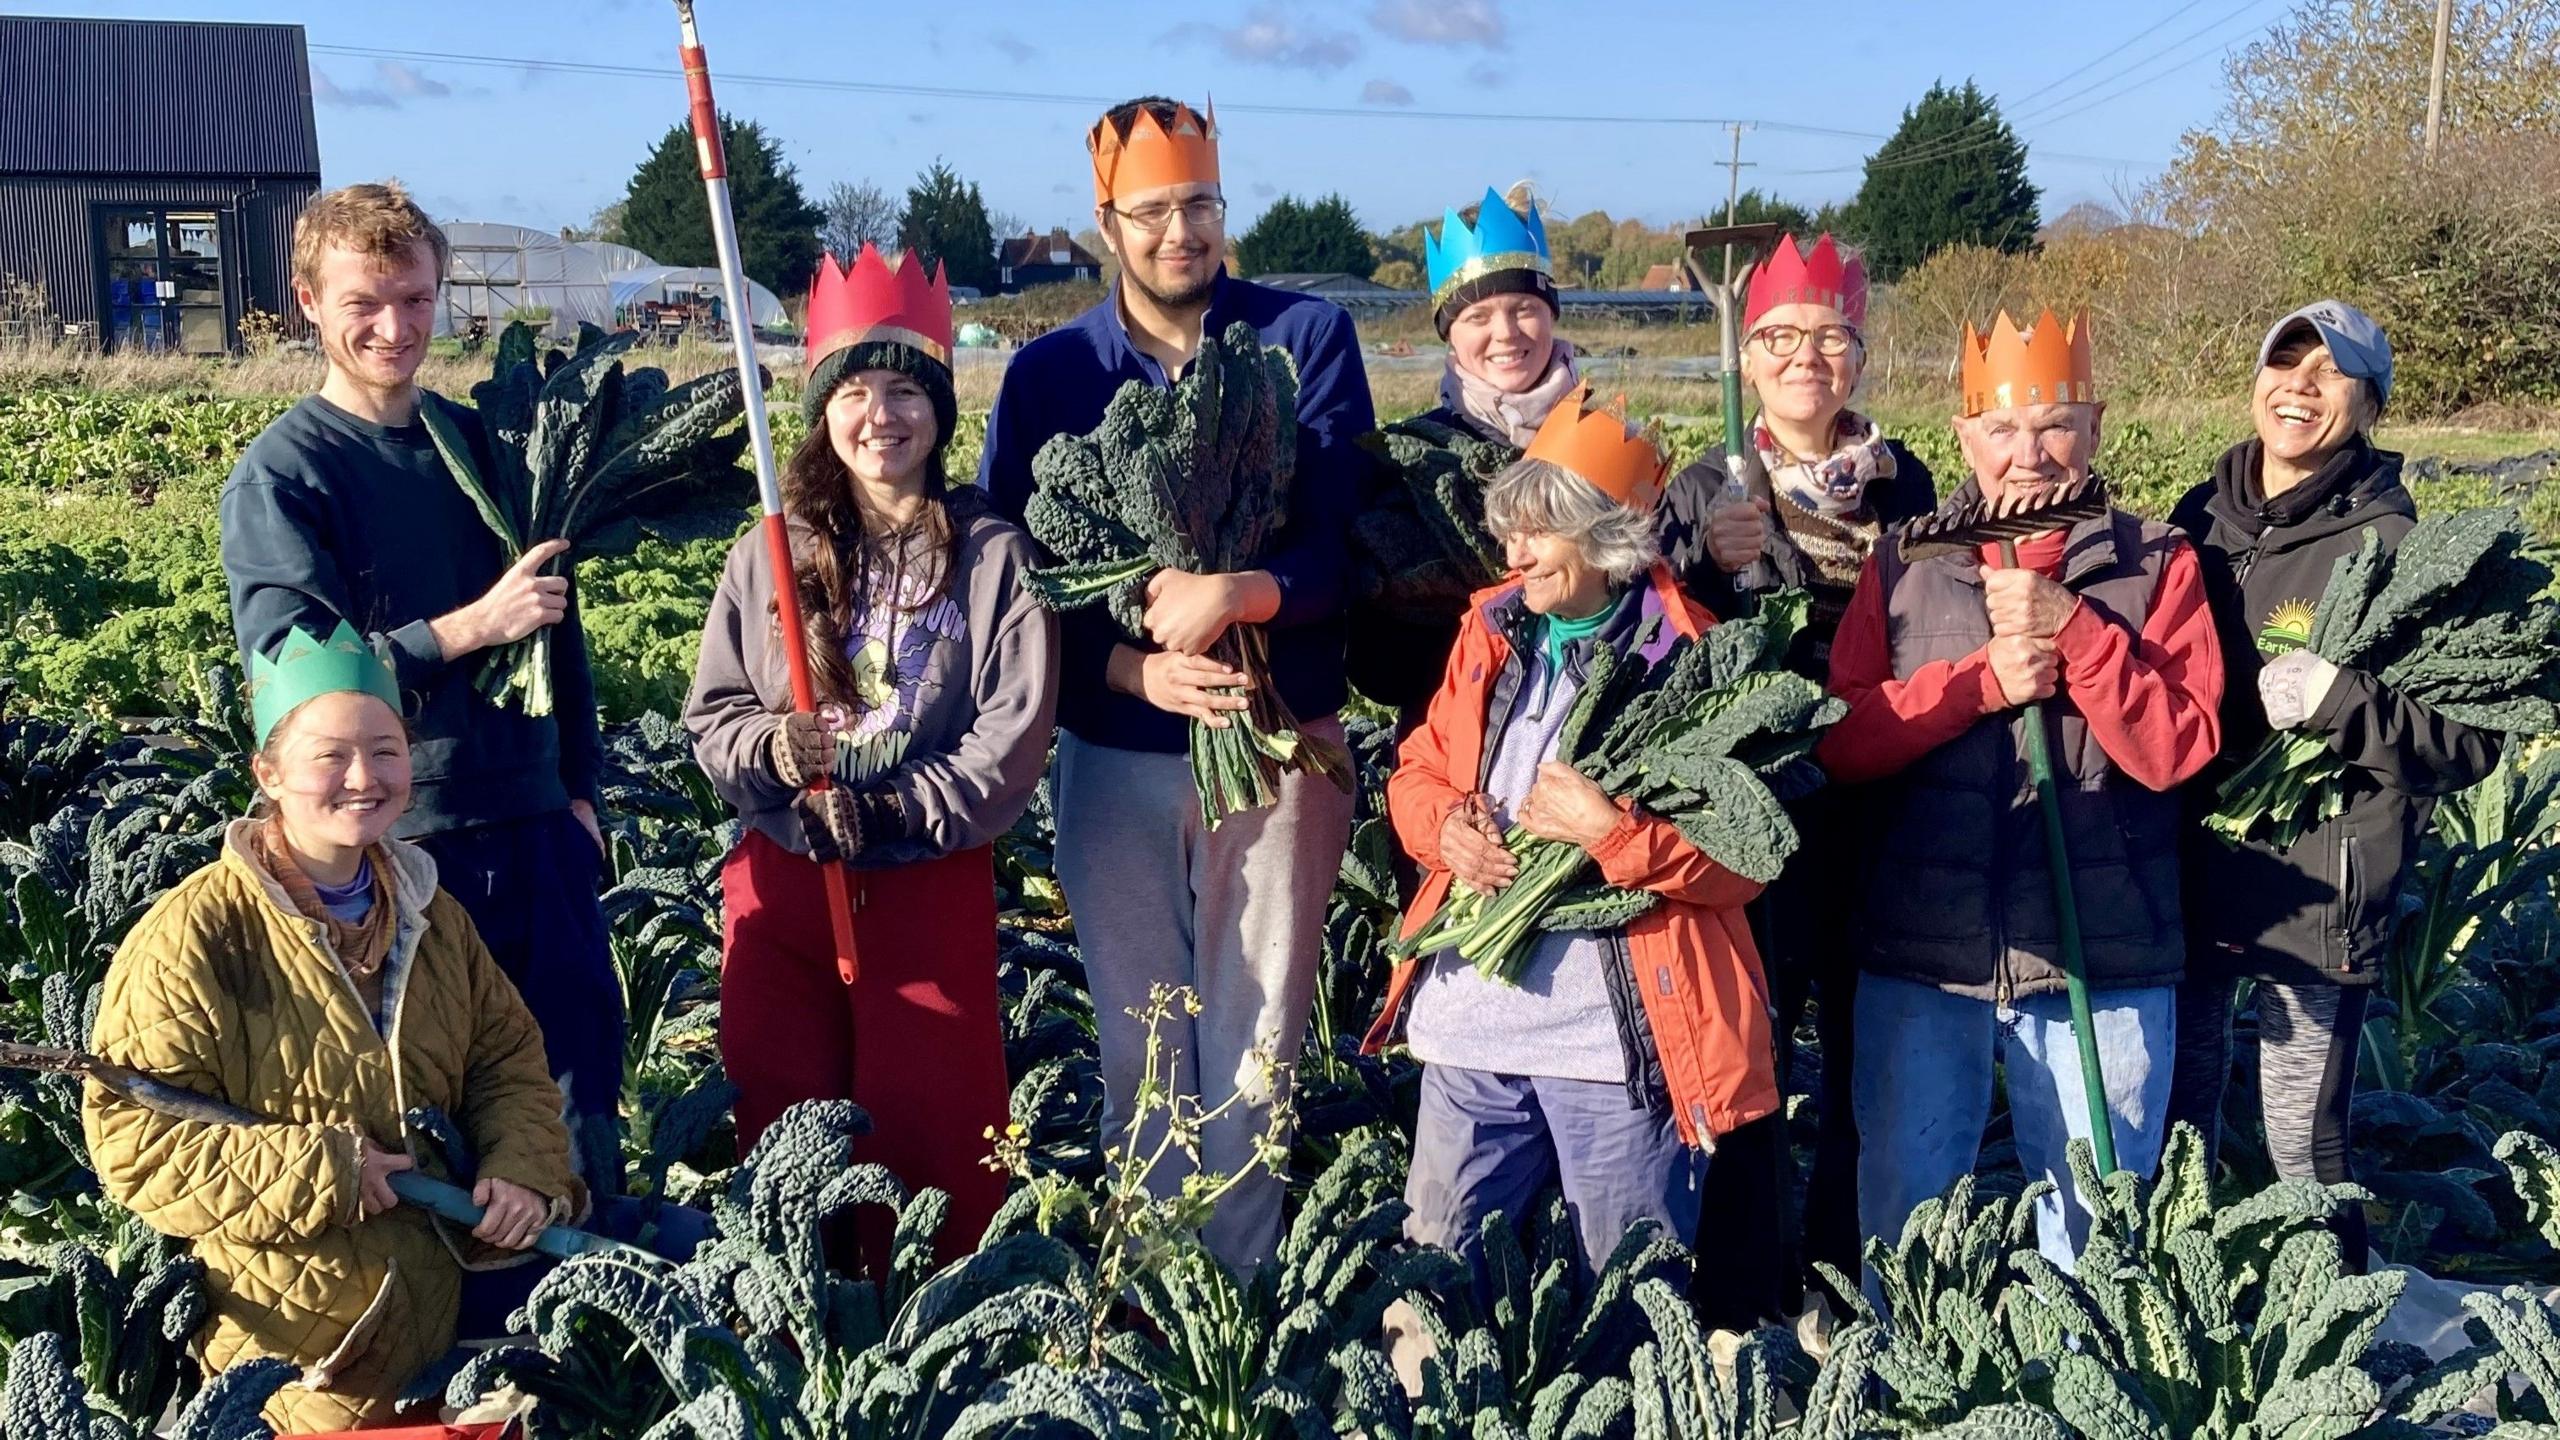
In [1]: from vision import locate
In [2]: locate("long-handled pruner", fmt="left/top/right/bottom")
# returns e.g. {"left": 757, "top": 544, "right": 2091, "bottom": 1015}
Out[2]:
{"left": 0, "top": 1039, "right": 638, "bottom": 1260}
{"left": 673, "top": 0, "right": 864, "bottom": 986}
{"left": 1680, "top": 221, "right": 1785, "bottom": 594}
{"left": 1896, "top": 477, "right": 2121, "bottom": 1173}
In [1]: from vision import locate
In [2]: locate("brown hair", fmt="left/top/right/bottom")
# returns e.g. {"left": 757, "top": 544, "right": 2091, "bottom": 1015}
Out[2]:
{"left": 1098, "top": 94, "right": 1185, "bottom": 144}
{"left": 777, "top": 417, "right": 964, "bottom": 705}
{"left": 292, "top": 181, "right": 450, "bottom": 293}
{"left": 246, "top": 694, "right": 414, "bottom": 822}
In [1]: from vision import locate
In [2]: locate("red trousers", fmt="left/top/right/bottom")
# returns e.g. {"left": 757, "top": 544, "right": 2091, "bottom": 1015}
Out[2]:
{"left": 719, "top": 831, "right": 1010, "bottom": 1265}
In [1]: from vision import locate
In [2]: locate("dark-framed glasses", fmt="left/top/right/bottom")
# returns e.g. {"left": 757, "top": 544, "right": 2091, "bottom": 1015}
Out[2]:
{"left": 1112, "top": 195, "right": 1227, "bottom": 234}
{"left": 1749, "top": 323, "right": 1860, "bottom": 359}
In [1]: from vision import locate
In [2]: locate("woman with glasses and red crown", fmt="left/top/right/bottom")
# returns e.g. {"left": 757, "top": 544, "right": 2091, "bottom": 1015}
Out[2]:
{"left": 1668, "top": 235, "right": 1938, "bottom": 1330}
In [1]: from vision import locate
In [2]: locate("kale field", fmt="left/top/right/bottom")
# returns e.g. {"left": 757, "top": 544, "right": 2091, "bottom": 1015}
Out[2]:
{"left": 1, "top": 370, "right": 2559, "bottom": 1437}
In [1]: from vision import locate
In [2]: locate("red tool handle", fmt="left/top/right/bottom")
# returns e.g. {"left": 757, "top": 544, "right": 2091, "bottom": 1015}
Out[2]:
{"left": 679, "top": 2, "right": 862, "bottom": 984}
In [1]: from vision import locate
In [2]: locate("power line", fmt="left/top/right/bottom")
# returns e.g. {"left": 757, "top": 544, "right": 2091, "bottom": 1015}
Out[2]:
{"left": 2012, "top": 0, "right": 2282, "bottom": 131}
{"left": 307, "top": 40, "right": 2158, "bottom": 168}
{"left": 1999, "top": 0, "right": 2216, "bottom": 112}
{"left": 1764, "top": 0, "right": 2274, "bottom": 178}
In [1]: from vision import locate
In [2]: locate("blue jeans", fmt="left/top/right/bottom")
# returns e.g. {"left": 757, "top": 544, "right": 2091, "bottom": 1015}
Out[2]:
{"left": 1853, "top": 975, "right": 2174, "bottom": 1273}
{"left": 1404, "top": 1064, "right": 1707, "bottom": 1289}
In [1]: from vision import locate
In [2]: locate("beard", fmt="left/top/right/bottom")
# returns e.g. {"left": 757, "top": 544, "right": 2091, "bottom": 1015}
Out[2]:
{"left": 1124, "top": 255, "right": 1216, "bottom": 312}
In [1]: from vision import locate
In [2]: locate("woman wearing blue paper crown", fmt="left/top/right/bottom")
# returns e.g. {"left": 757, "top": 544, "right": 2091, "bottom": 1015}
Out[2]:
{"left": 83, "top": 620, "right": 583, "bottom": 1434}
{"left": 1348, "top": 184, "right": 1581, "bottom": 721}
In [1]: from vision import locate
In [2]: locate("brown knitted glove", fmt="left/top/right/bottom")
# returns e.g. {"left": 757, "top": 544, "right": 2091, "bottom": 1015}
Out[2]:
{"left": 794, "top": 786, "right": 863, "bottom": 863}
{"left": 770, "top": 710, "right": 836, "bottom": 790}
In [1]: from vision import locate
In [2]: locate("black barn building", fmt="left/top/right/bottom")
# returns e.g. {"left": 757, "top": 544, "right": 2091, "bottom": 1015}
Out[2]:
{"left": 0, "top": 15, "right": 321, "bottom": 353}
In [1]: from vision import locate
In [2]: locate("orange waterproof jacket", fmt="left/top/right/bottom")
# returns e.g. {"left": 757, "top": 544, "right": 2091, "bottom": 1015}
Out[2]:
{"left": 1359, "top": 562, "right": 1781, "bottom": 1147}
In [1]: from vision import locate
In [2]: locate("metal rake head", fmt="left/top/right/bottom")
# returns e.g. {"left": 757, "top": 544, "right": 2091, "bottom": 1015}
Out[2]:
{"left": 1896, "top": 476, "right": 2111, "bottom": 562}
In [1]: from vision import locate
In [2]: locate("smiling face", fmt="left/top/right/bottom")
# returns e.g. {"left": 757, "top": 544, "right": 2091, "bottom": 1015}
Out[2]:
{"left": 1447, "top": 292, "right": 1559, "bottom": 394}
{"left": 296, "top": 240, "right": 438, "bottom": 400}
{"left": 825, "top": 367, "right": 940, "bottom": 489}
{"left": 1098, "top": 179, "right": 1224, "bottom": 312}
{"left": 2254, "top": 335, "right": 2369, "bottom": 473}
{"left": 253, "top": 691, "right": 411, "bottom": 857}
{"left": 1954, "top": 401, "right": 2105, "bottom": 509}
{"left": 1742, "top": 300, "right": 1863, "bottom": 432}
{"left": 1502, "top": 530, "right": 1612, "bottom": 618}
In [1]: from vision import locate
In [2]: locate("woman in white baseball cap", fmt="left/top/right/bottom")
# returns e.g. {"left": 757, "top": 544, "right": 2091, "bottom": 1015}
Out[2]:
{"left": 2165, "top": 299, "right": 2500, "bottom": 1266}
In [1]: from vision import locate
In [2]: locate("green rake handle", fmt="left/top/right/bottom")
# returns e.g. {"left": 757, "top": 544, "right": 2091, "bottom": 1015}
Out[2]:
{"left": 2000, "top": 539, "right": 2118, "bottom": 1176}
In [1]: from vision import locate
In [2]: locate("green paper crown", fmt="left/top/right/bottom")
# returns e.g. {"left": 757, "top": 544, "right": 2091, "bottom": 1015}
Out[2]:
{"left": 249, "top": 620, "right": 403, "bottom": 746}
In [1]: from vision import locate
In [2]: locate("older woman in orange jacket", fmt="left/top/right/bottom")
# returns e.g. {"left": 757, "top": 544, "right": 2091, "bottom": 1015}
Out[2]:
{"left": 1362, "top": 388, "right": 1779, "bottom": 1281}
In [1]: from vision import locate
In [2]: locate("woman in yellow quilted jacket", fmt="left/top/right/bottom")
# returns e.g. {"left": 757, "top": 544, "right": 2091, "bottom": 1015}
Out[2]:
{"left": 82, "top": 621, "right": 586, "bottom": 1434}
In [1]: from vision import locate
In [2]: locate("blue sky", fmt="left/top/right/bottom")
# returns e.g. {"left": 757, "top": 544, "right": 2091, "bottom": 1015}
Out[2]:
{"left": 18, "top": 0, "right": 2292, "bottom": 236}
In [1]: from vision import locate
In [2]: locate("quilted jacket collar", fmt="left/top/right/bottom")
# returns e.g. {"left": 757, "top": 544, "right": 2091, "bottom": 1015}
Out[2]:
{"left": 220, "top": 820, "right": 439, "bottom": 1032}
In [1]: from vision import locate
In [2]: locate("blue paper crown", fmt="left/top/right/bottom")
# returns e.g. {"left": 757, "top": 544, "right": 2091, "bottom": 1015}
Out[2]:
{"left": 1425, "top": 187, "right": 1553, "bottom": 310}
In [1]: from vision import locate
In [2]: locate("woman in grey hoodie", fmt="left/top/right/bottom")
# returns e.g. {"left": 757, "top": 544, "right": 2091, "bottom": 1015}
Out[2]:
{"left": 684, "top": 245, "right": 1059, "bottom": 1263}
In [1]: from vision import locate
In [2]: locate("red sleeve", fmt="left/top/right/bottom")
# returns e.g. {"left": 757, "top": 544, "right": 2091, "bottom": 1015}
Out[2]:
{"left": 2049, "top": 538, "right": 2224, "bottom": 791}
{"left": 1815, "top": 558, "right": 2006, "bottom": 784}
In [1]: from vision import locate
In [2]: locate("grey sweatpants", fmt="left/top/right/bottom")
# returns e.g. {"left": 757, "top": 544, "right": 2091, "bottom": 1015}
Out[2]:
{"left": 1052, "top": 718, "right": 1355, "bottom": 1274}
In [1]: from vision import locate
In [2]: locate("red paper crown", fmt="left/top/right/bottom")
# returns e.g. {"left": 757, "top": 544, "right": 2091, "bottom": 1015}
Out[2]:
{"left": 803, "top": 243, "right": 954, "bottom": 380}
{"left": 1960, "top": 307, "right": 2097, "bottom": 417}
{"left": 1522, "top": 383, "right": 1671, "bottom": 512}
{"left": 1744, "top": 233, "right": 1866, "bottom": 332}
{"left": 1088, "top": 98, "right": 1221, "bottom": 205}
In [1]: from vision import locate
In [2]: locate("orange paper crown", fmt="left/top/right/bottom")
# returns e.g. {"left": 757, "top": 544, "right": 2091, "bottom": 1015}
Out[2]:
{"left": 1744, "top": 232, "right": 1867, "bottom": 331}
{"left": 1959, "top": 307, "right": 2097, "bottom": 417}
{"left": 1088, "top": 98, "right": 1221, "bottom": 206}
{"left": 804, "top": 243, "right": 954, "bottom": 379}
{"left": 1522, "top": 384, "right": 1671, "bottom": 512}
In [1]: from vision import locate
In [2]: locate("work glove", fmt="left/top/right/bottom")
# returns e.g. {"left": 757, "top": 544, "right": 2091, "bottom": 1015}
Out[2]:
{"left": 769, "top": 709, "right": 837, "bottom": 789}
{"left": 794, "top": 787, "right": 863, "bottom": 864}
{"left": 2258, "top": 650, "right": 2342, "bottom": 730}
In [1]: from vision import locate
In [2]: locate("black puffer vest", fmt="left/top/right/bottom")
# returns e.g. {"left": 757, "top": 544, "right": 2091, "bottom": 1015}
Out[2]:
{"left": 1855, "top": 495, "right": 2189, "bottom": 1000}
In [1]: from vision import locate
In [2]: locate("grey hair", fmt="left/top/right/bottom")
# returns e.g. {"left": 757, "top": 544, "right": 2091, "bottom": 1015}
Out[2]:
{"left": 1483, "top": 457, "right": 1660, "bottom": 584}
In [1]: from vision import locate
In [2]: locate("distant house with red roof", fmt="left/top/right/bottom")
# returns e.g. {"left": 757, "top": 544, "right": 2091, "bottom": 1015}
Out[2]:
{"left": 995, "top": 229, "right": 1104, "bottom": 294}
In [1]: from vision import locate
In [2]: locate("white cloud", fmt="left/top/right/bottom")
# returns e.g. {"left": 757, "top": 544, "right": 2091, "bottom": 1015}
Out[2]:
{"left": 991, "top": 31, "right": 1038, "bottom": 63}
{"left": 378, "top": 60, "right": 451, "bottom": 99}
{"left": 1164, "top": 6, "right": 1360, "bottom": 72}
{"left": 312, "top": 68, "right": 395, "bottom": 108}
{"left": 1370, "top": 0, "right": 1506, "bottom": 49}
{"left": 1361, "top": 78, "right": 1416, "bottom": 106}
{"left": 1466, "top": 59, "right": 1510, "bottom": 90}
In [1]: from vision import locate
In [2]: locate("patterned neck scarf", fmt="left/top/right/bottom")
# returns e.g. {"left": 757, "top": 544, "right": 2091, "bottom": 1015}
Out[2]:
{"left": 1754, "top": 410, "right": 1899, "bottom": 624}
{"left": 256, "top": 815, "right": 397, "bottom": 981}
{"left": 1446, "top": 338, "right": 1581, "bottom": 448}
{"left": 1754, "top": 409, "right": 1896, "bottom": 517}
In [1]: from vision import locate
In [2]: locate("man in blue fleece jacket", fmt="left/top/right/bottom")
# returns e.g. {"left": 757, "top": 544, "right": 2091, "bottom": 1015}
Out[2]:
{"left": 217, "top": 182, "right": 623, "bottom": 1187}
{"left": 981, "top": 97, "right": 1374, "bottom": 1272}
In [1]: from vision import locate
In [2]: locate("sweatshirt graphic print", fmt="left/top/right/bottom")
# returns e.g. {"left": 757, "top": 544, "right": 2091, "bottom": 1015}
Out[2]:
{"left": 833, "top": 561, "right": 968, "bottom": 786}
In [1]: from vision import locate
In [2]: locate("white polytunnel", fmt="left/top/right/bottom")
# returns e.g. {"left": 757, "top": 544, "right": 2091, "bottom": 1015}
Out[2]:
{"left": 570, "top": 240, "right": 660, "bottom": 275}
{"left": 604, "top": 265, "right": 789, "bottom": 331}
{"left": 434, "top": 221, "right": 615, "bottom": 340}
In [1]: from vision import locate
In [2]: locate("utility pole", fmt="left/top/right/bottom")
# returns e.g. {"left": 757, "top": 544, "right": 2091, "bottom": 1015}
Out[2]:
{"left": 1719, "top": 122, "right": 1756, "bottom": 285}
{"left": 2423, "top": 0, "right": 2453, "bottom": 159}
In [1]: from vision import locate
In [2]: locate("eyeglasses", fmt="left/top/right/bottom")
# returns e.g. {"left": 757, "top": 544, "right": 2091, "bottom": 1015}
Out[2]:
{"left": 1749, "top": 323, "right": 1861, "bottom": 359}
{"left": 1111, "top": 196, "right": 1227, "bottom": 234}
